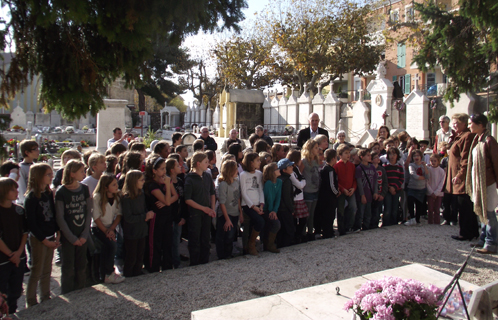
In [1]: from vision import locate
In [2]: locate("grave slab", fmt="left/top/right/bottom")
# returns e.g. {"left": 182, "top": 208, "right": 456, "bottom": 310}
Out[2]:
{"left": 191, "top": 264, "right": 478, "bottom": 320}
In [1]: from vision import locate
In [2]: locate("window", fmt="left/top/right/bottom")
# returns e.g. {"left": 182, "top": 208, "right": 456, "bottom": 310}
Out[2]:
{"left": 427, "top": 73, "right": 436, "bottom": 87}
{"left": 398, "top": 75, "right": 404, "bottom": 92}
{"left": 443, "top": 74, "right": 448, "bottom": 84}
{"left": 405, "top": 5, "right": 414, "bottom": 22}
{"left": 397, "top": 43, "right": 406, "bottom": 68}
{"left": 390, "top": 9, "right": 399, "bottom": 23}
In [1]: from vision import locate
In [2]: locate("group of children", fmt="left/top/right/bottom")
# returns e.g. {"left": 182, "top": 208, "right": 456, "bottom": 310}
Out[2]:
{"left": 0, "top": 128, "right": 448, "bottom": 315}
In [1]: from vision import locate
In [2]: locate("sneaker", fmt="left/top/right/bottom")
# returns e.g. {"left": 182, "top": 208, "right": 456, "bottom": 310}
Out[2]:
{"left": 404, "top": 218, "right": 416, "bottom": 226}
{"left": 105, "top": 273, "right": 125, "bottom": 284}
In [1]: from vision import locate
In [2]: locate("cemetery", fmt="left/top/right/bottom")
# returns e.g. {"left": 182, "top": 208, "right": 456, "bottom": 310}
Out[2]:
{"left": 1, "top": 0, "right": 498, "bottom": 319}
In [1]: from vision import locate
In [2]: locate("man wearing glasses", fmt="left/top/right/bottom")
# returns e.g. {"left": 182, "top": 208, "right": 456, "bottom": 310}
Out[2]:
{"left": 433, "top": 115, "right": 453, "bottom": 153}
{"left": 199, "top": 127, "right": 218, "bottom": 152}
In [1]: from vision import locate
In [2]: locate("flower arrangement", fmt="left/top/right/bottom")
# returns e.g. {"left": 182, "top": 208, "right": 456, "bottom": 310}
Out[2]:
{"left": 284, "top": 125, "right": 295, "bottom": 135}
{"left": 344, "top": 277, "right": 442, "bottom": 320}
{"left": 6, "top": 139, "right": 19, "bottom": 147}
{"left": 80, "top": 140, "right": 89, "bottom": 147}
{"left": 394, "top": 100, "right": 405, "bottom": 111}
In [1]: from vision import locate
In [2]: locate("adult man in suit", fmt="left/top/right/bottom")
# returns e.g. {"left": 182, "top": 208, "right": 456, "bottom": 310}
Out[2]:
{"left": 297, "top": 113, "right": 329, "bottom": 149}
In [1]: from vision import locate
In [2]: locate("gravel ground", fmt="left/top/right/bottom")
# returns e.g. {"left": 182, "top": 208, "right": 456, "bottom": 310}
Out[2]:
{"left": 13, "top": 220, "right": 498, "bottom": 320}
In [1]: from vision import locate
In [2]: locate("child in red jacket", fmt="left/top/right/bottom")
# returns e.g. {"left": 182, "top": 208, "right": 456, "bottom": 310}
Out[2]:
{"left": 334, "top": 145, "right": 357, "bottom": 235}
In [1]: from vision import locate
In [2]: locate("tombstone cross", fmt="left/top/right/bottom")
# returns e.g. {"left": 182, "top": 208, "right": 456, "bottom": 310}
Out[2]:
{"left": 414, "top": 73, "right": 420, "bottom": 91}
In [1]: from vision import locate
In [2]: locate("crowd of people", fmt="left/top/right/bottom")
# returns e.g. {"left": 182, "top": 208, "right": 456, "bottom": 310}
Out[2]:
{"left": 0, "top": 112, "right": 497, "bottom": 316}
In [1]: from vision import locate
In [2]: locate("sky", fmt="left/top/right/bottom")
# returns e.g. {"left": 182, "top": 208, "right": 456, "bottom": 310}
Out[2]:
{"left": 179, "top": 0, "right": 270, "bottom": 105}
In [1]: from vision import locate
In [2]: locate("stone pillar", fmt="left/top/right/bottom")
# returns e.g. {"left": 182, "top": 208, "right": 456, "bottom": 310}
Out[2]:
{"left": 263, "top": 90, "right": 272, "bottom": 128}
{"left": 200, "top": 102, "right": 206, "bottom": 126}
{"left": 206, "top": 101, "right": 212, "bottom": 128}
{"left": 96, "top": 99, "right": 128, "bottom": 154}
{"left": 404, "top": 89, "right": 430, "bottom": 140}
{"left": 366, "top": 62, "right": 393, "bottom": 130}
{"left": 350, "top": 90, "right": 371, "bottom": 145}
{"left": 269, "top": 90, "right": 280, "bottom": 130}
{"left": 226, "top": 102, "right": 235, "bottom": 136}
{"left": 278, "top": 88, "right": 288, "bottom": 132}
{"left": 297, "top": 84, "right": 312, "bottom": 130}
{"left": 286, "top": 92, "right": 298, "bottom": 131}
{"left": 213, "top": 104, "right": 219, "bottom": 129}
{"left": 185, "top": 102, "right": 191, "bottom": 128}
{"left": 323, "top": 89, "right": 341, "bottom": 138}
{"left": 312, "top": 84, "right": 325, "bottom": 127}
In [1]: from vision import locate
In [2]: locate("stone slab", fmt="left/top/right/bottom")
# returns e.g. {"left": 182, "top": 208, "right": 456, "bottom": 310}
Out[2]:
{"left": 191, "top": 264, "right": 478, "bottom": 320}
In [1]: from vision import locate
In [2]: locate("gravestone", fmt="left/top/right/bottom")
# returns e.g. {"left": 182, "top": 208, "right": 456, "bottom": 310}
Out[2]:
{"left": 206, "top": 102, "right": 212, "bottom": 128}
{"left": 445, "top": 92, "right": 476, "bottom": 120}
{"left": 50, "top": 110, "right": 61, "bottom": 127}
{"left": 26, "top": 111, "right": 34, "bottom": 127}
{"left": 35, "top": 113, "right": 51, "bottom": 127}
{"left": 312, "top": 84, "right": 325, "bottom": 127}
{"left": 278, "top": 88, "right": 289, "bottom": 132}
{"left": 323, "top": 89, "right": 341, "bottom": 138}
{"left": 405, "top": 88, "right": 430, "bottom": 140}
{"left": 367, "top": 62, "right": 393, "bottom": 130}
{"left": 199, "top": 102, "right": 206, "bottom": 126}
{"left": 286, "top": 92, "right": 298, "bottom": 131}
{"left": 212, "top": 105, "right": 219, "bottom": 129}
{"left": 269, "top": 91, "right": 279, "bottom": 132}
{"left": 297, "top": 84, "right": 311, "bottom": 130}
{"left": 350, "top": 89, "right": 371, "bottom": 144}
{"left": 10, "top": 104, "right": 26, "bottom": 127}
{"left": 96, "top": 99, "right": 128, "bottom": 154}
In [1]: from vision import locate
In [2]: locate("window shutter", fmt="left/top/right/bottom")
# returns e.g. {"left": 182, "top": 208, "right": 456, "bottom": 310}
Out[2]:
{"left": 393, "top": 75, "right": 397, "bottom": 82}
{"left": 397, "top": 44, "right": 402, "bottom": 68}
{"left": 400, "top": 45, "right": 406, "bottom": 68}
{"left": 404, "top": 74, "right": 411, "bottom": 94}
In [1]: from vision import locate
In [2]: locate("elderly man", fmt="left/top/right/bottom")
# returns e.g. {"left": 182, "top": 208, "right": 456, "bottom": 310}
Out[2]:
{"left": 433, "top": 115, "right": 454, "bottom": 153}
{"left": 107, "top": 127, "right": 129, "bottom": 149}
{"left": 220, "top": 129, "right": 246, "bottom": 153}
{"left": 255, "top": 125, "right": 273, "bottom": 147}
{"left": 199, "top": 126, "right": 218, "bottom": 152}
{"left": 297, "top": 113, "right": 329, "bottom": 149}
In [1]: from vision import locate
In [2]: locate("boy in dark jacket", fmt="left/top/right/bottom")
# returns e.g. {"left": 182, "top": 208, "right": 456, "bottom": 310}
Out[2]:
{"left": 277, "top": 159, "right": 295, "bottom": 248}
{"left": 316, "top": 149, "right": 340, "bottom": 238}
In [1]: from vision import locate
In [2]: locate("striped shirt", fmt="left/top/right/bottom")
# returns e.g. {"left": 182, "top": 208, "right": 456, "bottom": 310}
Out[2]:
{"left": 384, "top": 163, "right": 404, "bottom": 191}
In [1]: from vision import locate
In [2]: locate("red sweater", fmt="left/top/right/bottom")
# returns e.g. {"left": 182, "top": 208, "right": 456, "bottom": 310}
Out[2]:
{"left": 334, "top": 160, "right": 357, "bottom": 193}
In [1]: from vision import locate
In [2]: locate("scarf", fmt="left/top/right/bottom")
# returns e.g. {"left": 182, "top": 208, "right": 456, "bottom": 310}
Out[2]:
{"left": 466, "top": 130, "right": 489, "bottom": 223}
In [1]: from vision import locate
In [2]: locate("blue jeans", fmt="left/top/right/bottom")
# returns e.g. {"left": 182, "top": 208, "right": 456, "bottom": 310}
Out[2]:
{"left": 354, "top": 201, "right": 372, "bottom": 231}
{"left": 242, "top": 206, "right": 265, "bottom": 232}
{"left": 216, "top": 215, "right": 239, "bottom": 259}
{"left": 383, "top": 191, "right": 401, "bottom": 226}
{"left": 172, "top": 222, "right": 182, "bottom": 268}
{"left": 478, "top": 211, "right": 498, "bottom": 252}
{"left": 337, "top": 194, "right": 357, "bottom": 232}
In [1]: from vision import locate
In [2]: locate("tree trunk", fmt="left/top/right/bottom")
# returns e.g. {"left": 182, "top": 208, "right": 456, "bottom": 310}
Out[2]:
{"left": 137, "top": 88, "right": 146, "bottom": 111}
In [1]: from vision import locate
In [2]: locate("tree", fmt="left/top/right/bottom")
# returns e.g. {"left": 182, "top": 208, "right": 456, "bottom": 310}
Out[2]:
{"left": 136, "top": 42, "right": 189, "bottom": 111}
{"left": 177, "top": 57, "right": 221, "bottom": 107}
{"left": 212, "top": 34, "right": 275, "bottom": 90}
{"left": 258, "top": 0, "right": 383, "bottom": 94}
{"left": 412, "top": 1, "right": 498, "bottom": 120}
{"left": 0, "top": 0, "right": 247, "bottom": 120}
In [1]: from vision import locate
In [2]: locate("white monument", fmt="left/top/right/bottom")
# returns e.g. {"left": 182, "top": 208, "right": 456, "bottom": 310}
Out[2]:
{"left": 96, "top": 99, "right": 128, "bottom": 154}
{"left": 278, "top": 88, "right": 289, "bottom": 132}
{"left": 270, "top": 90, "right": 280, "bottom": 131}
{"left": 10, "top": 104, "right": 26, "bottom": 127}
{"left": 404, "top": 84, "right": 430, "bottom": 140}
{"left": 297, "top": 83, "right": 311, "bottom": 130}
{"left": 286, "top": 91, "right": 298, "bottom": 131}
{"left": 263, "top": 90, "right": 272, "bottom": 128}
{"left": 199, "top": 102, "right": 206, "bottom": 126}
{"left": 212, "top": 104, "right": 220, "bottom": 129}
{"left": 351, "top": 89, "right": 371, "bottom": 144}
{"left": 312, "top": 83, "right": 325, "bottom": 127}
{"left": 323, "top": 87, "right": 341, "bottom": 138}
{"left": 367, "top": 62, "right": 393, "bottom": 130}
{"left": 206, "top": 101, "right": 212, "bottom": 128}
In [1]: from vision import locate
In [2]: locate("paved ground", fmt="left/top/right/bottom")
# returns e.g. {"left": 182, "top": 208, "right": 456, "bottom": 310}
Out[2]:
{"left": 14, "top": 220, "right": 498, "bottom": 320}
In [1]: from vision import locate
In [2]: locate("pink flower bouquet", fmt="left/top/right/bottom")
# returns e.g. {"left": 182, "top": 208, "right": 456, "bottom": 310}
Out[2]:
{"left": 344, "top": 276, "right": 442, "bottom": 320}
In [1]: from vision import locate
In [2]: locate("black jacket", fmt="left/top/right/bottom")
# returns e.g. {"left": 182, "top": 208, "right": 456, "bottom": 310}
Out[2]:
{"left": 297, "top": 127, "right": 329, "bottom": 149}
{"left": 121, "top": 191, "right": 149, "bottom": 240}
{"left": 24, "top": 190, "right": 59, "bottom": 241}
{"left": 200, "top": 136, "right": 218, "bottom": 152}
{"left": 278, "top": 173, "right": 294, "bottom": 214}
